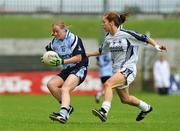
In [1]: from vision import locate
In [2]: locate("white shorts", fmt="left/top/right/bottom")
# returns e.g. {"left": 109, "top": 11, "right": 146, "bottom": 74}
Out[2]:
{"left": 117, "top": 68, "right": 136, "bottom": 89}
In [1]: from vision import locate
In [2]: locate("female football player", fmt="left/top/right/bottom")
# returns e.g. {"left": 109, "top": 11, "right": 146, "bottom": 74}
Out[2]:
{"left": 41, "top": 20, "right": 88, "bottom": 124}
{"left": 87, "top": 11, "right": 167, "bottom": 122}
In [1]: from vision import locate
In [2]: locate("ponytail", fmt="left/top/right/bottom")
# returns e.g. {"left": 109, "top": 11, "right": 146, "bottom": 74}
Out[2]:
{"left": 104, "top": 11, "right": 129, "bottom": 27}
{"left": 118, "top": 12, "right": 129, "bottom": 24}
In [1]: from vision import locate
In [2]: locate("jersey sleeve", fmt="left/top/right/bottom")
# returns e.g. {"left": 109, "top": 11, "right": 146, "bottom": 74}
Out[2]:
{"left": 121, "top": 29, "right": 149, "bottom": 46}
{"left": 45, "top": 38, "right": 55, "bottom": 51}
{"left": 71, "top": 36, "right": 86, "bottom": 55}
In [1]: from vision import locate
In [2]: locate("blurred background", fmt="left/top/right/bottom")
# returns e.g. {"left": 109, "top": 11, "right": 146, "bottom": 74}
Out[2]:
{"left": 0, "top": 0, "right": 180, "bottom": 95}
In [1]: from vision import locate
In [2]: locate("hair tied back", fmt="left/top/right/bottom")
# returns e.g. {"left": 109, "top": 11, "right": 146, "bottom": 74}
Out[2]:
{"left": 119, "top": 12, "right": 129, "bottom": 24}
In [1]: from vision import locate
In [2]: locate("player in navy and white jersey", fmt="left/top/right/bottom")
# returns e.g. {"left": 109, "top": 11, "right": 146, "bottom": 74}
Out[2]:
{"left": 87, "top": 11, "right": 167, "bottom": 122}
{"left": 95, "top": 52, "right": 112, "bottom": 103}
{"left": 42, "top": 20, "right": 88, "bottom": 124}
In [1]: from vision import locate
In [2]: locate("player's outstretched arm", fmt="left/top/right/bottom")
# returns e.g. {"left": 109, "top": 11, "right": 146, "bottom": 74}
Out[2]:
{"left": 86, "top": 50, "right": 100, "bottom": 57}
{"left": 147, "top": 38, "right": 167, "bottom": 51}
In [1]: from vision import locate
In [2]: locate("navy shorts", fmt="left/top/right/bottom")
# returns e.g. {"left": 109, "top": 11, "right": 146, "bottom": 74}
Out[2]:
{"left": 100, "top": 76, "right": 111, "bottom": 84}
{"left": 58, "top": 66, "right": 88, "bottom": 85}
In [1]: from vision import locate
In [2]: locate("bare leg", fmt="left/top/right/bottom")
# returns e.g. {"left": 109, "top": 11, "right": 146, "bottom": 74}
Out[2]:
{"left": 99, "top": 72, "right": 126, "bottom": 114}
{"left": 103, "top": 72, "right": 126, "bottom": 103}
{"left": 116, "top": 88, "right": 140, "bottom": 106}
{"left": 47, "top": 76, "right": 64, "bottom": 102}
{"left": 116, "top": 87, "right": 151, "bottom": 112}
{"left": 91, "top": 72, "right": 126, "bottom": 121}
{"left": 61, "top": 74, "right": 80, "bottom": 108}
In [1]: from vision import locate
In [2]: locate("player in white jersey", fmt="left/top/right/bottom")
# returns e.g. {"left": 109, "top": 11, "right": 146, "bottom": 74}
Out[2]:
{"left": 87, "top": 11, "right": 167, "bottom": 122}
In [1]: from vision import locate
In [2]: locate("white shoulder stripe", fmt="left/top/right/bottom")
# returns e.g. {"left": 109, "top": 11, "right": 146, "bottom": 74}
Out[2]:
{"left": 71, "top": 36, "right": 78, "bottom": 51}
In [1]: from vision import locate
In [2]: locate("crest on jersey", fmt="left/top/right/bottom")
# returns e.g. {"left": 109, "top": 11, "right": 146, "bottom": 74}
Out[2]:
{"left": 78, "top": 45, "right": 82, "bottom": 51}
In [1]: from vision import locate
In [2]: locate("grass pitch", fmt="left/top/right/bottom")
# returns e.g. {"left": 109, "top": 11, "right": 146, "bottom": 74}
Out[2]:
{"left": 0, "top": 92, "right": 180, "bottom": 131}
{"left": 0, "top": 16, "right": 180, "bottom": 39}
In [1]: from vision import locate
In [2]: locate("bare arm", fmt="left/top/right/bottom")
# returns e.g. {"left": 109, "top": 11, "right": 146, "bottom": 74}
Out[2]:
{"left": 147, "top": 38, "right": 167, "bottom": 51}
{"left": 86, "top": 50, "right": 100, "bottom": 57}
{"left": 64, "top": 54, "right": 82, "bottom": 64}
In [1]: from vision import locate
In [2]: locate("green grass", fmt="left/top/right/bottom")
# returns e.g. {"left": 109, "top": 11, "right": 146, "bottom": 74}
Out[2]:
{"left": 0, "top": 92, "right": 180, "bottom": 131}
{"left": 125, "top": 19, "right": 180, "bottom": 38}
{"left": 0, "top": 16, "right": 102, "bottom": 40}
{"left": 0, "top": 16, "right": 180, "bottom": 40}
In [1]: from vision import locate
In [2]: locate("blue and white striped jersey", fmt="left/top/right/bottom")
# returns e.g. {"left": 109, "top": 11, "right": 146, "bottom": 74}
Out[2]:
{"left": 100, "top": 27, "right": 149, "bottom": 76}
{"left": 97, "top": 52, "right": 112, "bottom": 77}
{"left": 46, "top": 30, "right": 88, "bottom": 70}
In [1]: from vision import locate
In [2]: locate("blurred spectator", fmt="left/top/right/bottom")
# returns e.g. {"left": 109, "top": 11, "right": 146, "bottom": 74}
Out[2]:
{"left": 153, "top": 55, "right": 170, "bottom": 95}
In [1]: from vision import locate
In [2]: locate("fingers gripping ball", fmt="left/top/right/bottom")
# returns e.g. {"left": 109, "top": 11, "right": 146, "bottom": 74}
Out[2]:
{"left": 42, "top": 51, "right": 63, "bottom": 66}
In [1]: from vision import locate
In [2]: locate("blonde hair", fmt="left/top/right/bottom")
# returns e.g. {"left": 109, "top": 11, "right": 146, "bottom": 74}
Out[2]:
{"left": 52, "top": 20, "right": 70, "bottom": 29}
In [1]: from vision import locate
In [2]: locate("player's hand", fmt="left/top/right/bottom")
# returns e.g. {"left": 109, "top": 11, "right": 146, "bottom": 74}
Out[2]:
{"left": 86, "top": 53, "right": 89, "bottom": 57}
{"left": 159, "top": 45, "right": 167, "bottom": 51}
{"left": 49, "top": 55, "right": 64, "bottom": 66}
{"left": 40, "top": 56, "right": 44, "bottom": 64}
{"left": 155, "top": 45, "right": 167, "bottom": 51}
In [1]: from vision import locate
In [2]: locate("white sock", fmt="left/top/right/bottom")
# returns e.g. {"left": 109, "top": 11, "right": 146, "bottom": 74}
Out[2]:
{"left": 101, "top": 101, "right": 111, "bottom": 115}
{"left": 138, "top": 100, "right": 151, "bottom": 112}
{"left": 60, "top": 106, "right": 69, "bottom": 118}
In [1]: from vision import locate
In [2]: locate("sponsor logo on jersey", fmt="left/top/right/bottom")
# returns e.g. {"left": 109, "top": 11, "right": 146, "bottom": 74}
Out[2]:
{"left": 109, "top": 41, "right": 124, "bottom": 52}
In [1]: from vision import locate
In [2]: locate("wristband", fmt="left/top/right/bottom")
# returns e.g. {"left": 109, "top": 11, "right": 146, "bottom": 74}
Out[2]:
{"left": 61, "top": 58, "right": 64, "bottom": 65}
{"left": 155, "top": 45, "right": 161, "bottom": 51}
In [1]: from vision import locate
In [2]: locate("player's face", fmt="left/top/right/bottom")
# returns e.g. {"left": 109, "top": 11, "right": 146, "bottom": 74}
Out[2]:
{"left": 102, "top": 16, "right": 111, "bottom": 32}
{"left": 51, "top": 25, "right": 66, "bottom": 40}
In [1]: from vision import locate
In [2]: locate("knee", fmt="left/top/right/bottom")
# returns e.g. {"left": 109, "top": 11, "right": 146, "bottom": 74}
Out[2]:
{"left": 47, "top": 80, "right": 54, "bottom": 90}
{"left": 103, "top": 82, "right": 114, "bottom": 93}
{"left": 61, "top": 86, "right": 70, "bottom": 93}
{"left": 47, "top": 80, "right": 61, "bottom": 92}
{"left": 104, "top": 81, "right": 113, "bottom": 89}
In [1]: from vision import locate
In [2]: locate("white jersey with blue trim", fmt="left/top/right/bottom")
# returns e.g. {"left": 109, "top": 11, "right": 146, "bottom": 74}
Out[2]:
{"left": 98, "top": 52, "right": 113, "bottom": 77}
{"left": 46, "top": 30, "right": 88, "bottom": 70}
{"left": 100, "top": 28, "right": 149, "bottom": 76}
